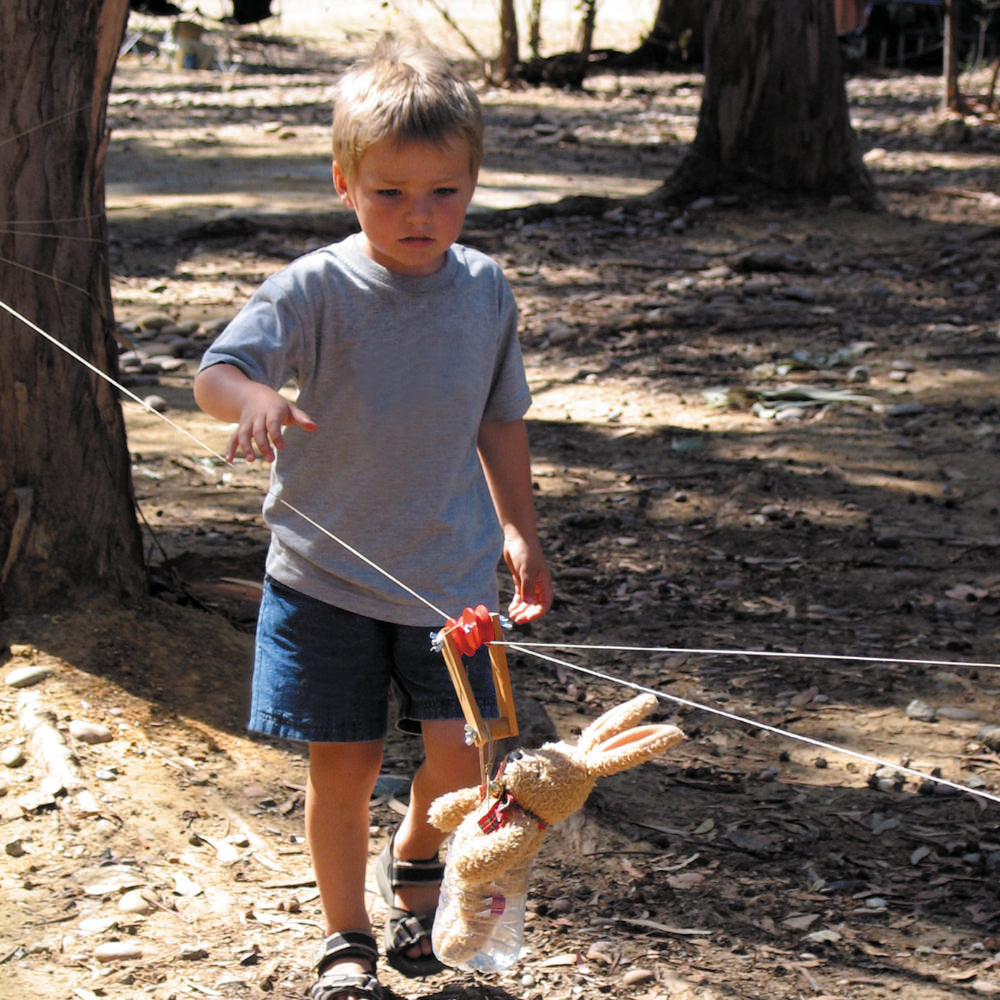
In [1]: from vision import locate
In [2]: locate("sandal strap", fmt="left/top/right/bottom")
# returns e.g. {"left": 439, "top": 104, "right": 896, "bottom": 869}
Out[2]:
{"left": 377, "top": 831, "right": 444, "bottom": 892}
{"left": 316, "top": 931, "right": 379, "bottom": 976}
{"left": 387, "top": 852, "right": 445, "bottom": 885}
{"left": 311, "top": 968, "right": 382, "bottom": 1000}
{"left": 385, "top": 907, "right": 435, "bottom": 951}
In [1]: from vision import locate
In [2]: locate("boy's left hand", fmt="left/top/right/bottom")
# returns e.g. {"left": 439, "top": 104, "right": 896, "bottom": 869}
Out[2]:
{"left": 504, "top": 537, "right": 553, "bottom": 624}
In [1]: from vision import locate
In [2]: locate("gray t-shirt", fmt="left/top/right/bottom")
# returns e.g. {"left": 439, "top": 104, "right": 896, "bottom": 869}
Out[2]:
{"left": 198, "top": 234, "right": 531, "bottom": 626}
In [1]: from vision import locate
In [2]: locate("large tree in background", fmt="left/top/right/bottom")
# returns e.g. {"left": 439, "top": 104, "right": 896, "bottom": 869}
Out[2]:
{"left": 658, "top": 0, "right": 879, "bottom": 208}
{"left": 635, "top": 0, "right": 707, "bottom": 63}
{"left": 0, "top": 0, "right": 147, "bottom": 613}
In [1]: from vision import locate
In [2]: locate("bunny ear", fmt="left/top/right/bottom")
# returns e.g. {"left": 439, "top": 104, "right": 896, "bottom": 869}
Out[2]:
{"left": 577, "top": 693, "right": 659, "bottom": 752}
{"left": 587, "top": 723, "right": 684, "bottom": 778}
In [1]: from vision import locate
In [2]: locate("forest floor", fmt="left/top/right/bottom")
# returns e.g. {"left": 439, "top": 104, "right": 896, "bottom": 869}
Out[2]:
{"left": 4, "top": 7, "right": 1000, "bottom": 1000}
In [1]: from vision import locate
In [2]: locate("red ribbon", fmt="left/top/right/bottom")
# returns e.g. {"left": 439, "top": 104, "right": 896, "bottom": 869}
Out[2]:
{"left": 477, "top": 788, "right": 548, "bottom": 833}
{"left": 478, "top": 790, "right": 517, "bottom": 833}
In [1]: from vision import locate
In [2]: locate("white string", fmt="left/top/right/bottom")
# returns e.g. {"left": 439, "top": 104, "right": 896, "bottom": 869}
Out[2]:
{"left": 1, "top": 214, "right": 103, "bottom": 226}
{"left": 495, "top": 640, "right": 1000, "bottom": 672}
{"left": 502, "top": 641, "right": 1000, "bottom": 807}
{"left": 0, "top": 103, "right": 94, "bottom": 148}
{"left": 272, "top": 498, "right": 450, "bottom": 620}
{"left": 0, "top": 297, "right": 229, "bottom": 462}
{"left": 6, "top": 291, "right": 1000, "bottom": 806}
{"left": 0, "top": 294, "right": 451, "bottom": 622}
{"left": 0, "top": 229, "right": 107, "bottom": 244}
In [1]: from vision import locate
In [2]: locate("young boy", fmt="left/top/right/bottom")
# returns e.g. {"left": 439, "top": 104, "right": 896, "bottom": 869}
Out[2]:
{"left": 194, "top": 40, "right": 552, "bottom": 1000}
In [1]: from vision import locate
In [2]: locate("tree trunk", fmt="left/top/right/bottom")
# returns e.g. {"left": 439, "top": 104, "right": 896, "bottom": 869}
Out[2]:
{"left": 497, "top": 0, "right": 520, "bottom": 82}
{"left": 577, "top": 0, "right": 597, "bottom": 62}
{"left": 659, "top": 0, "right": 879, "bottom": 209}
{"left": 636, "top": 0, "right": 707, "bottom": 63}
{"left": 943, "top": 2, "right": 969, "bottom": 112}
{"left": 0, "top": 0, "right": 147, "bottom": 613}
{"left": 528, "top": 0, "right": 543, "bottom": 60}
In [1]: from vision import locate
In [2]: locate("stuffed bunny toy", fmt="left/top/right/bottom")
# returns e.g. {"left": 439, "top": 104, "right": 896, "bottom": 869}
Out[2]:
{"left": 428, "top": 693, "right": 684, "bottom": 969}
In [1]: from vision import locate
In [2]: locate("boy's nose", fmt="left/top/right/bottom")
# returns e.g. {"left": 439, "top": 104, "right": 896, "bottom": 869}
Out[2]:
{"left": 407, "top": 195, "right": 432, "bottom": 221}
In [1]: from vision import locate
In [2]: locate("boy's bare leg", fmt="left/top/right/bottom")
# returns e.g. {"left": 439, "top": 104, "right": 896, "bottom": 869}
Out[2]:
{"left": 307, "top": 741, "right": 384, "bottom": 972}
{"left": 390, "top": 719, "right": 481, "bottom": 956}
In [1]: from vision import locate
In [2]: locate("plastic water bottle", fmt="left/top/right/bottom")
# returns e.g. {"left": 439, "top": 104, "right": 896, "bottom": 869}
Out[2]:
{"left": 433, "top": 861, "right": 530, "bottom": 973}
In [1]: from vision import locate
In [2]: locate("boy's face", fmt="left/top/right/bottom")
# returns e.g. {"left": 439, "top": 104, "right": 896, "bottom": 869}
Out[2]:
{"left": 333, "top": 135, "right": 477, "bottom": 277}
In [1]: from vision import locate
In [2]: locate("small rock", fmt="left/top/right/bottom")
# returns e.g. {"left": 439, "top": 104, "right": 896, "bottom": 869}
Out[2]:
{"left": 887, "top": 401, "right": 927, "bottom": 418}
{"left": 75, "top": 790, "right": 102, "bottom": 815}
{"left": 870, "top": 765, "right": 906, "bottom": 791}
{"left": 94, "top": 941, "right": 144, "bottom": 963}
{"left": 5, "top": 838, "right": 27, "bottom": 857}
{"left": 978, "top": 724, "right": 1000, "bottom": 751}
{"left": 586, "top": 941, "right": 617, "bottom": 964}
{"left": 149, "top": 355, "right": 187, "bottom": 373}
{"left": 143, "top": 394, "right": 169, "bottom": 413}
{"left": 906, "top": 699, "right": 936, "bottom": 722}
{"left": 1, "top": 745, "right": 25, "bottom": 768}
{"left": 623, "top": 968, "right": 656, "bottom": 986}
{"left": 544, "top": 320, "right": 576, "bottom": 345}
{"left": 139, "top": 312, "right": 174, "bottom": 330}
{"left": 5, "top": 665, "right": 52, "bottom": 688}
{"left": 69, "top": 720, "right": 113, "bottom": 745}
{"left": 119, "top": 889, "right": 156, "bottom": 914}
{"left": 937, "top": 706, "right": 979, "bottom": 721}
{"left": 202, "top": 317, "right": 231, "bottom": 336}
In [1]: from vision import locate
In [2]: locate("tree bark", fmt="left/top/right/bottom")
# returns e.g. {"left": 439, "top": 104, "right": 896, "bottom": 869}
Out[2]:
{"left": 497, "top": 0, "right": 520, "bottom": 82}
{"left": 636, "top": 0, "right": 707, "bottom": 63}
{"left": 659, "top": 0, "right": 879, "bottom": 209}
{"left": 0, "top": 0, "right": 147, "bottom": 613}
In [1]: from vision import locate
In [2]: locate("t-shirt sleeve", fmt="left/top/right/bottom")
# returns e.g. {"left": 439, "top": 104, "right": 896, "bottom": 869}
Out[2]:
{"left": 197, "top": 269, "right": 307, "bottom": 391}
{"left": 481, "top": 272, "right": 531, "bottom": 424}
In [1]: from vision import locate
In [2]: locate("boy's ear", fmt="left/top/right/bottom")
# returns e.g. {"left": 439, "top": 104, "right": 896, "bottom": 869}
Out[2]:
{"left": 332, "top": 161, "right": 353, "bottom": 207}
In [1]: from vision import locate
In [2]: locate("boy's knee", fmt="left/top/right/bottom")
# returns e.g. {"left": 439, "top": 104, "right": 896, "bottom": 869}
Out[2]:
{"left": 309, "top": 741, "right": 384, "bottom": 796}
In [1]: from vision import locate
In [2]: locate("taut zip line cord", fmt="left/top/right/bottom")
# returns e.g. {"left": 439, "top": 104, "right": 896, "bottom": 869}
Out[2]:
{"left": 4, "top": 292, "right": 1000, "bottom": 807}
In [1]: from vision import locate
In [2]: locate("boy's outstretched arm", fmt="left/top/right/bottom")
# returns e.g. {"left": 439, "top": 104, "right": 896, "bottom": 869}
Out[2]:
{"left": 477, "top": 419, "right": 553, "bottom": 624}
{"left": 194, "top": 362, "right": 316, "bottom": 464}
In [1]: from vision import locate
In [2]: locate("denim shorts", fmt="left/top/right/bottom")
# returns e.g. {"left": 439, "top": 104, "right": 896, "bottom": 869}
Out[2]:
{"left": 249, "top": 576, "right": 498, "bottom": 743}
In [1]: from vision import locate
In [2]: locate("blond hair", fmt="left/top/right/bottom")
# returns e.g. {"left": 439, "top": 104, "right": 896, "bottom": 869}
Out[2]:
{"left": 331, "top": 40, "right": 484, "bottom": 182}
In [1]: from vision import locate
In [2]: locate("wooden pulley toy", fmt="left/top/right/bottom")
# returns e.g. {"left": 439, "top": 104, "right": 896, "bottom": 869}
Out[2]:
{"left": 437, "top": 605, "right": 517, "bottom": 747}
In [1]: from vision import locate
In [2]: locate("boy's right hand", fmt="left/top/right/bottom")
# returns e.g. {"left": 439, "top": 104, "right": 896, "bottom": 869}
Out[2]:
{"left": 227, "top": 382, "right": 316, "bottom": 464}
{"left": 194, "top": 364, "right": 317, "bottom": 465}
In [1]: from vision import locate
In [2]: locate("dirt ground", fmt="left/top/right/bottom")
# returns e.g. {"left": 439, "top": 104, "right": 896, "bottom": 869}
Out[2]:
{"left": 4, "top": 6, "right": 1000, "bottom": 1000}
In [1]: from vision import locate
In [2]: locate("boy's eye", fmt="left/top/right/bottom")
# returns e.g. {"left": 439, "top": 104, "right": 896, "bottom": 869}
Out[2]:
{"left": 435, "top": 187, "right": 458, "bottom": 197}
{"left": 376, "top": 188, "right": 401, "bottom": 198}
